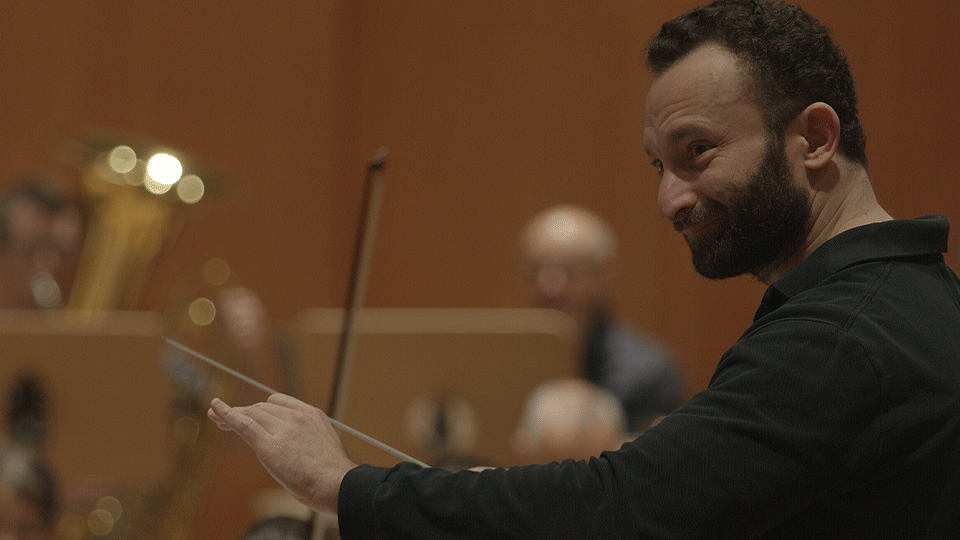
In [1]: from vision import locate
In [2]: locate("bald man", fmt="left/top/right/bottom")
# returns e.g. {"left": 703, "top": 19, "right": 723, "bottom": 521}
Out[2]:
{"left": 511, "top": 378, "right": 629, "bottom": 464}
{"left": 519, "top": 205, "right": 685, "bottom": 432}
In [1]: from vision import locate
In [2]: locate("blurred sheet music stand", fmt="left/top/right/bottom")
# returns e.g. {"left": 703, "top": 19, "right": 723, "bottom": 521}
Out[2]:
{"left": 0, "top": 310, "right": 171, "bottom": 493}
{"left": 288, "top": 308, "right": 578, "bottom": 468}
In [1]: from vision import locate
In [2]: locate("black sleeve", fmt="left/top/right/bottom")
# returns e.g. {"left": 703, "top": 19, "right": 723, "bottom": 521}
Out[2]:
{"left": 338, "top": 319, "right": 881, "bottom": 539}
{"left": 340, "top": 457, "right": 637, "bottom": 539}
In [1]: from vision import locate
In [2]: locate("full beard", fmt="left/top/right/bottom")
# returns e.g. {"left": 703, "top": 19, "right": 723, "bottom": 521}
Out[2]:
{"left": 678, "top": 136, "right": 812, "bottom": 281}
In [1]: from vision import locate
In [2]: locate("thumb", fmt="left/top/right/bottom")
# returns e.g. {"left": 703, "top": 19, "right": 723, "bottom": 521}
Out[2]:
{"left": 207, "top": 398, "right": 237, "bottom": 432}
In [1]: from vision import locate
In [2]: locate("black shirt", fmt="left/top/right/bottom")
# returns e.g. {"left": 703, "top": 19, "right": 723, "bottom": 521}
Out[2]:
{"left": 340, "top": 216, "right": 960, "bottom": 539}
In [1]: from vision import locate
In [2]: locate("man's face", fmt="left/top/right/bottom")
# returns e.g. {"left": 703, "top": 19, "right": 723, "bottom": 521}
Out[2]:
{"left": 678, "top": 135, "right": 810, "bottom": 280}
{"left": 522, "top": 245, "right": 609, "bottom": 332}
{"left": 520, "top": 207, "right": 619, "bottom": 333}
{"left": 0, "top": 201, "right": 83, "bottom": 308}
{"left": 643, "top": 44, "right": 811, "bottom": 282}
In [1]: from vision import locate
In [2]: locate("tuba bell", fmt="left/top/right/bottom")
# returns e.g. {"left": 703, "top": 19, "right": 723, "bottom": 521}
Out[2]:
{"left": 61, "top": 128, "right": 217, "bottom": 311}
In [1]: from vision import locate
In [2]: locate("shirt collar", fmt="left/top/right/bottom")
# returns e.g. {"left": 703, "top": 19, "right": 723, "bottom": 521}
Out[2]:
{"left": 755, "top": 215, "right": 951, "bottom": 321}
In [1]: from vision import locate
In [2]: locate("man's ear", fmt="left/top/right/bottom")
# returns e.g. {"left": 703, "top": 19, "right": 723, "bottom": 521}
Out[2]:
{"left": 791, "top": 102, "right": 841, "bottom": 170}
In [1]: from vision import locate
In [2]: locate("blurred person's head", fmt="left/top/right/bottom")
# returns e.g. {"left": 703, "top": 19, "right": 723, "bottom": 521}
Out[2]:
{"left": 239, "top": 516, "right": 310, "bottom": 540}
{"left": 519, "top": 205, "right": 619, "bottom": 334}
{"left": 240, "top": 514, "right": 340, "bottom": 540}
{"left": 511, "top": 378, "right": 627, "bottom": 464}
{"left": 0, "top": 441, "right": 57, "bottom": 540}
{"left": 0, "top": 177, "right": 84, "bottom": 308}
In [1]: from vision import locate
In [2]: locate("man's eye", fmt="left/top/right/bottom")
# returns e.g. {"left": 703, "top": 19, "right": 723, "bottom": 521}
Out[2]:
{"left": 652, "top": 160, "right": 664, "bottom": 175}
{"left": 691, "top": 143, "right": 710, "bottom": 157}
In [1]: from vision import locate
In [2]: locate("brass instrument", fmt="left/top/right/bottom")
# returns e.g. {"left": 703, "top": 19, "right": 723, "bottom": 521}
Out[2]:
{"left": 61, "top": 129, "right": 217, "bottom": 311}
{"left": 51, "top": 129, "right": 237, "bottom": 540}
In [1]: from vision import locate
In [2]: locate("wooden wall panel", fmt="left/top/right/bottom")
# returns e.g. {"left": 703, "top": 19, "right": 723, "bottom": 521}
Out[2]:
{"left": 3, "top": 2, "right": 960, "bottom": 538}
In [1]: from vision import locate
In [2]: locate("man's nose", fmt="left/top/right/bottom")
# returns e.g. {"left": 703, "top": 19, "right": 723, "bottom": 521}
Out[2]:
{"left": 656, "top": 170, "right": 696, "bottom": 223}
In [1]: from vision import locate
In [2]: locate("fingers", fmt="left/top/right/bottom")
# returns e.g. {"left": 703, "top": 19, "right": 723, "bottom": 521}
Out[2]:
{"left": 208, "top": 397, "right": 286, "bottom": 440}
{"left": 208, "top": 395, "right": 318, "bottom": 437}
{"left": 208, "top": 398, "right": 234, "bottom": 431}
{"left": 264, "top": 394, "right": 341, "bottom": 439}
{"left": 205, "top": 394, "right": 356, "bottom": 513}
{"left": 267, "top": 392, "right": 324, "bottom": 414}
{"left": 208, "top": 398, "right": 270, "bottom": 441}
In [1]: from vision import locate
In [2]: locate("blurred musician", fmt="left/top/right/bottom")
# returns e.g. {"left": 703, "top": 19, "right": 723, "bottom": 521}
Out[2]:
{"left": 518, "top": 204, "right": 686, "bottom": 431}
{"left": 511, "top": 378, "right": 629, "bottom": 464}
{"left": 0, "top": 439, "right": 58, "bottom": 540}
{"left": 0, "top": 176, "right": 84, "bottom": 310}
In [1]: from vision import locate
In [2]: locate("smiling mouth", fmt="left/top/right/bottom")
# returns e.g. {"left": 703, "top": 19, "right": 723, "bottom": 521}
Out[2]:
{"left": 679, "top": 219, "right": 719, "bottom": 239}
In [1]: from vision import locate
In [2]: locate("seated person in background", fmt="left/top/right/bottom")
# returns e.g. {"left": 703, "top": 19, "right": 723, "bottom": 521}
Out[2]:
{"left": 519, "top": 204, "right": 686, "bottom": 431}
{"left": 5, "top": 374, "right": 48, "bottom": 452}
{"left": 0, "top": 176, "right": 84, "bottom": 309}
{"left": 0, "top": 439, "right": 58, "bottom": 540}
{"left": 512, "top": 378, "right": 628, "bottom": 464}
{"left": 239, "top": 516, "right": 311, "bottom": 540}
{"left": 239, "top": 514, "right": 340, "bottom": 540}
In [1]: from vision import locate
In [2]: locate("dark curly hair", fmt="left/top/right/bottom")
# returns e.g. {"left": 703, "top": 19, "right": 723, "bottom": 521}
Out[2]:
{"left": 646, "top": 0, "right": 867, "bottom": 167}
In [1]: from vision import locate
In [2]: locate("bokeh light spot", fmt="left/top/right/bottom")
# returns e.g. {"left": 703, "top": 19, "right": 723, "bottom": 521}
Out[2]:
{"left": 203, "top": 258, "right": 231, "bottom": 286}
{"left": 87, "top": 508, "right": 114, "bottom": 537}
{"left": 176, "top": 174, "right": 205, "bottom": 203}
{"left": 188, "top": 297, "right": 217, "bottom": 326}
{"left": 107, "top": 146, "right": 137, "bottom": 174}
{"left": 97, "top": 496, "right": 123, "bottom": 521}
{"left": 146, "top": 153, "right": 182, "bottom": 185}
{"left": 173, "top": 416, "right": 201, "bottom": 444}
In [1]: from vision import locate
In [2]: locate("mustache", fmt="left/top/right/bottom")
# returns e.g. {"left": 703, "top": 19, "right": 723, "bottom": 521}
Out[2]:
{"left": 674, "top": 200, "right": 726, "bottom": 234}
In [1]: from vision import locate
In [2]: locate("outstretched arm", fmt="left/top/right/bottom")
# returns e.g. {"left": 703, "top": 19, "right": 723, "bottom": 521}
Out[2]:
{"left": 207, "top": 393, "right": 357, "bottom": 513}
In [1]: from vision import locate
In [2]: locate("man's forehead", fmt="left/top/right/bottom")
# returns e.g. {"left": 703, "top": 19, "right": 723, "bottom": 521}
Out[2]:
{"left": 646, "top": 45, "right": 747, "bottom": 112}
{"left": 643, "top": 45, "right": 754, "bottom": 151}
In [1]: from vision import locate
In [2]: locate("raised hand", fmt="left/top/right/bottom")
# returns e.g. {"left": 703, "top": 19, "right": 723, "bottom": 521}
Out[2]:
{"left": 208, "top": 393, "right": 357, "bottom": 512}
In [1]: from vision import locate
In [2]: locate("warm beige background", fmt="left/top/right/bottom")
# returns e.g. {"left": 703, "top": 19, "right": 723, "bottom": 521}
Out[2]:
{"left": 3, "top": 1, "right": 960, "bottom": 539}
